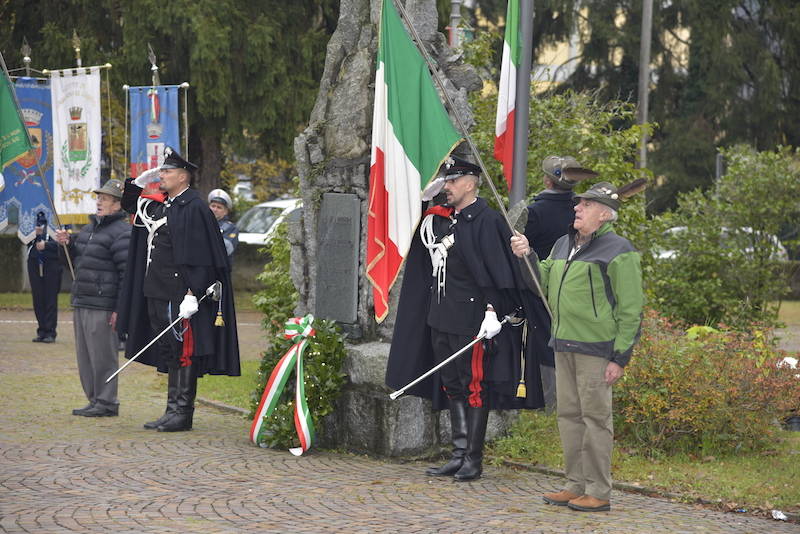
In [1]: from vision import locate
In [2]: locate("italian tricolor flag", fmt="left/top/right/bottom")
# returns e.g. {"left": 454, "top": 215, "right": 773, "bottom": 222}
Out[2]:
{"left": 367, "top": 0, "right": 461, "bottom": 323}
{"left": 494, "top": 0, "right": 520, "bottom": 189}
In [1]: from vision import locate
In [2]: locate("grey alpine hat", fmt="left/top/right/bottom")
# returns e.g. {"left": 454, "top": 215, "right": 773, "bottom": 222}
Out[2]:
{"left": 94, "top": 178, "right": 124, "bottom": 199}
{"left": 541, "top": 156, "right": 598, "bottom": 189}
{"left": 575, "top": 181, "right": 620, "bottom": 210}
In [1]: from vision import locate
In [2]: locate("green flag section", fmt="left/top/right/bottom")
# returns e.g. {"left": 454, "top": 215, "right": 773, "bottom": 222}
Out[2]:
{"left": 367, "top": 0, "right": 461, "bottom": 322}
{"left": 0, "top": 71, "right": 32, "bottom": 168}
{"left": 494, "top": 0, "right": 520, "bottom": 189}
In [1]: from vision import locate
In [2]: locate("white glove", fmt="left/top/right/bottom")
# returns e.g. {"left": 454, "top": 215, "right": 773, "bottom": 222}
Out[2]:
{"left": 179, "top": 294, "right": 199, "bottom": 319}
{"left": 133, "top": 167, "right": 160, "bottom": 188}
{"left": 478, "top": 309, "right": 502, "bottom": 339}
{"left": 421, "top": 176, "right": 445, "bottom": 201}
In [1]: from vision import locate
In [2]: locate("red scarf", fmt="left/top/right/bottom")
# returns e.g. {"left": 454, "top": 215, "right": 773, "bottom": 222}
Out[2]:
{"left": 140, "top": 180, "right": 167, "bottom": 202}
{"left": 424, "top": 205, "right": 454, "bottom": 218}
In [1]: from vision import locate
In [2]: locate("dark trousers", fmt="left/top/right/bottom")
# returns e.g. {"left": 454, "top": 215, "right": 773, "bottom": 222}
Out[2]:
{"left": 146, "top": 297, "right": 184, "bottom": 368}
{"left": 430, "top": 328, "right": 490, "bottom": 407}
{"left": 28, "top": 259, "right": 62, "bottom": 339}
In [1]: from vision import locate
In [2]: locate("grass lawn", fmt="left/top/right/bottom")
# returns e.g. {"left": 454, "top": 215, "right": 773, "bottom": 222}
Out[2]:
{"left": 0, "top": 290, "right": 262, "bottom": 414}
{"left": 198, "top": 359, "right": 261, "bottom": 411}
{"left": 0, "top": 291, "right": 258, "bottom": 312}
{"left": 141, "top": 359, "right": 261, "bottom": 415}
{"left": 779, "top": 299, "right": 800, "bottom": 325}
{"left": 488, "top": 411, "right": 800, "bottom": 514}
{"left": 0, "top": 292, "right": 72, "bottom": 310}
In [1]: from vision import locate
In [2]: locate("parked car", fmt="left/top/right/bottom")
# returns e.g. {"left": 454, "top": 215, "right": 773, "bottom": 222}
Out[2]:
{"left": 236, "top": 198, "right": 303, "bottom": 245}
{"left": 655, "top": 226, "right": 788, "bottom": 261}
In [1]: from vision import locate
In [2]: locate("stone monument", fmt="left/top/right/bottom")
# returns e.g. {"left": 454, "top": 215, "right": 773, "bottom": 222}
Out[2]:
{"left": 292, "top": 0, "right": 514, "bottom": 457}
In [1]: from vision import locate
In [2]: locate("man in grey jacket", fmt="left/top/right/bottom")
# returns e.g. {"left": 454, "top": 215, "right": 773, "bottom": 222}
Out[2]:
{"left": 56, "top": 179, "right": 131, "bottom": 417}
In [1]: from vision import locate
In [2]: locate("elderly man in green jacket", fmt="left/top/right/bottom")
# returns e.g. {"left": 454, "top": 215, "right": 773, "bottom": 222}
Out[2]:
{"left": 510, "top": 181, "right": 643, "bottom": 512}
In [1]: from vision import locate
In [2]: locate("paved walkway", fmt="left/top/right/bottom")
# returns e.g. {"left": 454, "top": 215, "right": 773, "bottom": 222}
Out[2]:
{"left": 1, "top": 310, "right": 797, "bottom": 533}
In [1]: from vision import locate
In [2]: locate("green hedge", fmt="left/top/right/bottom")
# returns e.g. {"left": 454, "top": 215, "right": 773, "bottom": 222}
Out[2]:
{"left": 615, "top": 310, "right": 800, "bottom": 456}
{"left": 0, "top": 235, "right": 24, "bottom": 292}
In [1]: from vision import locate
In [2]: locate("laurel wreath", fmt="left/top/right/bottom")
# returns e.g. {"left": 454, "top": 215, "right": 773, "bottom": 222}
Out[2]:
{"left": 250, "top": 319, "right": 348, "bottom": 450}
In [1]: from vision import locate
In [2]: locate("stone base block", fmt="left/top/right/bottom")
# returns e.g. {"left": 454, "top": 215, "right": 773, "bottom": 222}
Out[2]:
{"left": 317, "top": 341, "right": 518, "bottom": 457}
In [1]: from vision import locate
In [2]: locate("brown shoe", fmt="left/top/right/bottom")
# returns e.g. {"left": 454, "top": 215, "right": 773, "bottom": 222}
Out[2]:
{"left": 542, "top": 490, "right": 581, "bottom": 506}
{"left": 567, "top": 495, "right": 610, "bottom": 512}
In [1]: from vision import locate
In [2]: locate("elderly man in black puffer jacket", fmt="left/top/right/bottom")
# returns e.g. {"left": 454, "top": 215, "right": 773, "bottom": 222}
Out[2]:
{"left": 56, "top": 179, "right": 131, "bottom": 417}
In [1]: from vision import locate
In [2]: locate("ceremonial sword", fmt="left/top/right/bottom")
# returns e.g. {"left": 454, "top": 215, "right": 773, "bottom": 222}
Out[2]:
{"left": 388, "top": 315, "right": 512, "bottom": 400}
{"left": 105, "top": 281, "right": 222, "bottom": 383}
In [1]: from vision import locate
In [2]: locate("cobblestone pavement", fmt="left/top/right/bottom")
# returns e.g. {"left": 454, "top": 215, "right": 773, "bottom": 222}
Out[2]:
{"left": 1, "top": 310, "right": 797, "bottom": 533}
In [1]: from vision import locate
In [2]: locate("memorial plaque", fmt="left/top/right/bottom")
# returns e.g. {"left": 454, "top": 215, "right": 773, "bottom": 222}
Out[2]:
{"left": 315, "top": 193, "right": 360, "bottom": 323}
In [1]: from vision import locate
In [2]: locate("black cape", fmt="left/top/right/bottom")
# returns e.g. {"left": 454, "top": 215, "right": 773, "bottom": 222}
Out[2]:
{"left": 385, "top": 197, "right": 545, "bottom": 411}
{"left": 117, "top": 181, "right": 240, "bottom": 377}
{"left": 520, "top": 190, "right": 575, "bottom": 368}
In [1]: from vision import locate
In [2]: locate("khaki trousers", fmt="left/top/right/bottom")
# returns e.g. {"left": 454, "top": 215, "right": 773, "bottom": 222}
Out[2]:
{"left": 555, "top": 351, "right": 613, "bottom": 500}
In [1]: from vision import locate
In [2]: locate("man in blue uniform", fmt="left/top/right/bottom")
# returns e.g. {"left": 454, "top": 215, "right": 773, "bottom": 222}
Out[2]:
{"left": 207, "top": 188, "right": 239, "bottom": 258}
{"left": 117, "top": 147, "right": 240, "bottom": 432}
{"left": 27, "top": 212, "right": 62, "bottom": 343}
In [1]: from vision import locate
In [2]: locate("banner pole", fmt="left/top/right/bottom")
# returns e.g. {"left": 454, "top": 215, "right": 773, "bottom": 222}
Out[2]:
{"left": 180, "top": 82, "right": 190, "bottom": 156}
{"left": 104, "top": 66, "right": 115, "bottom": 180}
{"left": 0, "top": 51, "right": 75, "bottom": 279}
{"left": 123, "top": 85, "right": 129, "bottom": 177}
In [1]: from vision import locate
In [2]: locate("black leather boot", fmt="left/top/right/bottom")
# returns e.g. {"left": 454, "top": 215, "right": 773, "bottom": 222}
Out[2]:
{"left": 454, "top": 405, "right": 489, "bottom": 481}
{"left": 157, "top": 365, "right": 197, "bottom": 432}
{"left": 426, "top": 399, "right": 468, "bottom": 476}
{"left": 143, "top": 367, "right": 179, "bottom": 429}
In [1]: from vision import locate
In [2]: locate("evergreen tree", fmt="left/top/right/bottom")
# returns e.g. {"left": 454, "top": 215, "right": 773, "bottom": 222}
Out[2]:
{"left": 455, "top": 1, "right": 800, "bottom": 213}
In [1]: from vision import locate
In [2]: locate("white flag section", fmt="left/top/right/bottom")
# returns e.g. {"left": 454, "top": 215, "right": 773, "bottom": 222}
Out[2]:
{"left": 50, "top": 67, "right": 102, "bottom": 221}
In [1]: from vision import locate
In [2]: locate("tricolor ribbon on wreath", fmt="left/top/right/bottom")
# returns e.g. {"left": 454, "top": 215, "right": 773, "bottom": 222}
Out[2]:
{"left": 249, "top": 314, "right": 316, "bottom": 456}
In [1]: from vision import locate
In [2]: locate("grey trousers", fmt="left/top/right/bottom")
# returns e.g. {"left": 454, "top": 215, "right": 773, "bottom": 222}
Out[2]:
{"left": 74, "top": 307, "right": 119, "bottom": 408}
{"left": 555, "top": 351, "right": 613, "bottom": 501}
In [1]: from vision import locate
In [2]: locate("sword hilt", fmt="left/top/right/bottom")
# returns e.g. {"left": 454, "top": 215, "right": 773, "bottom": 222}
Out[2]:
{"left": 105, "top": 280, "right": 222, "bottom": 383}
{"left": 388, "top": 316, "right": 511, "bottom": 401}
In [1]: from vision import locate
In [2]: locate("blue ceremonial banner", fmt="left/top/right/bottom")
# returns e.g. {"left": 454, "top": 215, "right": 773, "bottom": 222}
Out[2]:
{"left": 0, "top": 77, "right": 56, "bottom": 243}
{"left": 129, "top": 85, "right": 180, "bottom": 178}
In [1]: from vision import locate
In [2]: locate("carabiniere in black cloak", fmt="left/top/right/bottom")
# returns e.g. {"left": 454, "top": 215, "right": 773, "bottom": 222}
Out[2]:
{"left": 385, "top": 196, "right": 546, "bottom": 412}
{"left": 116, "top": 181, "right": 240, "bottom": 378}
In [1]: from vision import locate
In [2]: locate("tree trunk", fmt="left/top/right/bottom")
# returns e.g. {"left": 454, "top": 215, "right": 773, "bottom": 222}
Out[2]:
{"left": 190, "top": 125, "right": 223, "bottom": 196}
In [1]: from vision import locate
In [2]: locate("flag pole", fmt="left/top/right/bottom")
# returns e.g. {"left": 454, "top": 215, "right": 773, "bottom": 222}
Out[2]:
{"left": 391, "top": 0, "right": 551, "bottom": 318}
{"left": 509, "top": 0, "right": 534, "bottom": 207}
{"left": 0, "top": 51, "right": 75, "bottom": 279}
